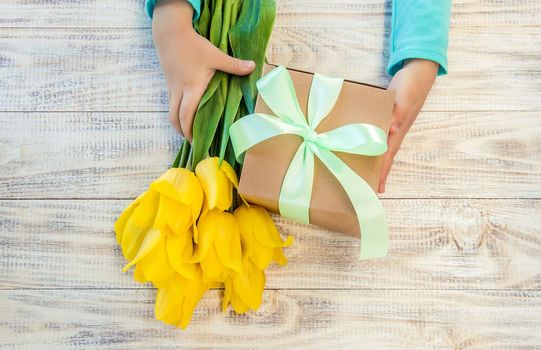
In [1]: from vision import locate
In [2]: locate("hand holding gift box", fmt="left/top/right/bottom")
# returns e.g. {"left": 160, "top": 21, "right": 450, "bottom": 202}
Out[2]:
{"left": 230, "top": 65, "right": 395, "bottom": 259}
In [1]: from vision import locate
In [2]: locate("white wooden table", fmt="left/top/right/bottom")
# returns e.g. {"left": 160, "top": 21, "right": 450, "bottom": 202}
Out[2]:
{"left": 1, "top": 1, "right": 540, "bottom": 348}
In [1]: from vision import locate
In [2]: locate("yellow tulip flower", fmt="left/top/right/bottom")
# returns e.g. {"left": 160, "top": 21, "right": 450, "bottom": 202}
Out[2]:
{"left": 222, "top": 258, "right": 266, "bottom": 314}
{"left": 114, "top": 165, "right": 294, "bottom": 328}
{"left": 118, "top": 190, "right": 160, "bottom": 261}
{"left": 151, "top": 167, "right": 204, "bottom": 236}
{"left": 190, "top": 209, "right": 242, "bottom": 282}
{"left": 234, "top": 204, "right": 294, "bottom": 270}
{"left": 114, "top": 168, "right": 204, "bottom": 283}
{"left": 195, "top": 157, "right": 239, "bottom": 211}
{"left": 155, "top": 266, "right": 209, "bottom": 329}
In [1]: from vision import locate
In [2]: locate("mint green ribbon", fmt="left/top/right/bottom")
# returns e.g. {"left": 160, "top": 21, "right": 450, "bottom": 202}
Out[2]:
{"left": 230, "top": 65, "right": 389, "bottom": 259}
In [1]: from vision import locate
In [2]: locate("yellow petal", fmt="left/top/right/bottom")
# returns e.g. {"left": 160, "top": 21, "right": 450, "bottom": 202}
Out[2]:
{"left": 189, "top": 213, "right": 217, "bottom": 263}
{"left": 190, "top": 210, "right": 241, "bottom": 279}
{"left": 230, "top": 292, "right": 250, "bottom": 314}
{"left": 114, "top": 192, "right": 145, "bottom": 244}
{"left": 219, "top": 159, "right": 239, "bottom": 188}
{"left": 233, "top": 260, "right": 266, "bottom": 310}
{"left": 130, "top": 190, "right": 160, "bottom": 228}
{"left": 195, "top": 157, "right": 234, "bottom": 211}
{"left": 208, "top": 281, "right": 222, "bottom": 288}
{"left": 234, "top": 204, "right": 293, "bottom": 269}
{"left": 151, "top": 169, "right": 204, "bottom": 242}
{"left": 202, "top": 274, "right": 226, "bottom": 285}
{"left": 257, "top": 207, "right": 294, "bottom": 248}
{"left": 120, "top": 190, "right": 160, "bottom": 260}
{"left": 133, "top": 263, "right": 148, "bottom": 283}
{"left": 233, "top": 206, "right": 254, "bottom": 261}
{"left": 153, "top": 194, "right": 192, "bottom": 234}
{"left": 251, "top": 239, "right": 274, "bottom": 270}
{"left": 122, "top": 227, "right": 162, "bottom": 272}
{"left": 152, "top": 277, "right": 171, "bottom": 289}
{"left": 200, "top": 245, "right": 229, "bottom": 281}
{"left": 140, "top": 232, "right": 175, "bottom": 282}
{"left": 273, "top": 247, "right": 288, "bottom": 266}
{"left": 151, "top": 168, "right": 203, "bottom": 205}
{"left": 213, "top": 212, "right": 242, "bottom": 272}
{"left": 195, "top": 197, "right": 210, "bottom": 243}
{"left": 150, "top": 168, "right": 204, "bottom": 239}
{"left": 161, "top": 297, "right": 184, "bottom": 326}
{"left": 178, "top": 267, "right": 208, "bottom": 329}
{"left": 155, "top": 274, "right": 184, "bottom": 322}
{"left": 166, "top": 231, "right": 196, "bottom": 279}
{"left": 222, "top": 278, "right": 232, "bottom": 313}
{"left": 120, "top": 218, "right": 148, "bottom": 261}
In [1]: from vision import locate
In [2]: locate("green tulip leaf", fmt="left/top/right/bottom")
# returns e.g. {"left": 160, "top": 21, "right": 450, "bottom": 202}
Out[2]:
{"left": 229, "top": 0, "right": 276, "bottom": 113}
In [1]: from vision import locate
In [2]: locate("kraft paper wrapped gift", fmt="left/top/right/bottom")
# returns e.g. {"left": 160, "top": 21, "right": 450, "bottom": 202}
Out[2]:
{"left": 232, "top": 64, "right": 394, "bottom": 257}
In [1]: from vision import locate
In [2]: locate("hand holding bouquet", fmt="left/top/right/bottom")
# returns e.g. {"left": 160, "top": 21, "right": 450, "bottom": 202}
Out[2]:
{"left": 114, "top": 0, "right": 293, "bottom": 329}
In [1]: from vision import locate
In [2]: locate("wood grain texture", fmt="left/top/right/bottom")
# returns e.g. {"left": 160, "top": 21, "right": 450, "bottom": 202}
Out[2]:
{"left": 1, "top": 0, "right": 540, "bottom": 347}
{"left": 1, "top": 111, "right": 539, "bottom": 199}
{"left": 0, "top": 112, "right": 180, "bottom": 199}
{"left": 2, "top": 0, "right": 540, "bottom": 28}
{"left": 1, "top": 199, "right": 540, "bottom": 290}
{"left": 2, "top": 289, "right": 540, "bottom": 349}
{"left": 1, "top": 26, "right": 541, "bottom": 112}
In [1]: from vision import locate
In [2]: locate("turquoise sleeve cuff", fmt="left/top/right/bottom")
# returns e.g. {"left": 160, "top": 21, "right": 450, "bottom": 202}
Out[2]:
{"left": 145, "top": 0, "right": 201, "bottom": 21}
{"left": 386, "top": 48, "right": 448, "bottom": 76}
{"left": 387, "top": 0, "right": 451, "bottom": 77}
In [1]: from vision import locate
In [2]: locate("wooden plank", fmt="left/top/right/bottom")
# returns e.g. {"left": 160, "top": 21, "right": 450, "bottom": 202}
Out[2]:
{"left": 0, "top": 112, "right": 180, "bottom": 199}
{"left": 1, "top": 0, "right": 540, "bottom": 28}
{"left": 0, "top": 27, "right": 540, "bottom": 112}
{"left": 266, "top": 26, "right": 541, "bottom": 112}
{"left": 1, "top": 199, "right": 540, "bottom": 290}
{"left": 1, "top": 289, "right": 540, "bottom": 349}
{"left": 1, "top": 111, "right": 539, "bottom": 199}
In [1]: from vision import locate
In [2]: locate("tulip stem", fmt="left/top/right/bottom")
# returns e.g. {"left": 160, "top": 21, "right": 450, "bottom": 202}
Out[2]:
{"left": 172, "top": 152, "right": 182, "bottom": 169}
{"left": 219, "top": 0, "right": 232, "bottom": 52}
{"left": 186, "top": 148, "right": 194, "bottom": 171}
{"left": 173, "top": 139, "right": 191, "bottom": 168}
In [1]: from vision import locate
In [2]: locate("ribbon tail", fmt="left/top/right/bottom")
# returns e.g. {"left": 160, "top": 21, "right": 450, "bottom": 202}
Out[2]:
{"left": 314, "top": 147, "right": 388, "bottom": 260}
{"left": 278, "top": 143, "right": 313, "bottom": 225}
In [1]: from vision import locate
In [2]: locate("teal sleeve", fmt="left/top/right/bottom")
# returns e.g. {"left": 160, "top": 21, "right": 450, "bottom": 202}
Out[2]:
{"left": 145, "top": 0, "right": 201, "bottom": 21}
{"left": 387, "top": 0, "right": 451, "bottom": 76}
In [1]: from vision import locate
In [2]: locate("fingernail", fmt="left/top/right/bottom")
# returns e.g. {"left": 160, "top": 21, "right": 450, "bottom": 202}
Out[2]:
{"left": 243, "top": 60, "right": 255, "bottom": 69}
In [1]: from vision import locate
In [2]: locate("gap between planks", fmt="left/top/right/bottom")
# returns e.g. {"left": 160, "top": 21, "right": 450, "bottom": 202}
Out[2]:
{"left": 0, "top": 198, "right": 539, "bottom": 200}
{"left": 1, "top": 287, "right": 541, "bottom": 291}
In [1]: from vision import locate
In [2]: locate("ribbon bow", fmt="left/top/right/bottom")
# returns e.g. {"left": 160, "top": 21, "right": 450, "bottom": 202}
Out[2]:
{"left": 230, "top": 66, "right": 389, "bottom": 259}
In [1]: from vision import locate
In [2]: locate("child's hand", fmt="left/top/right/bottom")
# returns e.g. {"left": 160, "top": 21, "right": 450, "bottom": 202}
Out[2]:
{"left": 152, "top": 0, "right": 255, "bottom": 140}
{"left": 378, "top": 58, "right": 439, "bottom": 193}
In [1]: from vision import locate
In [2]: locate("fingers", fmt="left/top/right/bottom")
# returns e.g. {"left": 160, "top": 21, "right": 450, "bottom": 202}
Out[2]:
{"left": 378, "top": 122, "right": 402, "bottom": 193}
{"left": 389, "top": 122, "right": 401, "bottom": 136}
{"left": 209, "top": 46, "right": 255, "bottom": 76}
{"left": 178, "top": 85, "right": 207, "bottom": 142}
{"left": 378, "top": 152, "right": 393, "bottom": 194}
{"left": 168, "top": 90, "right": 183, "bottom": 135}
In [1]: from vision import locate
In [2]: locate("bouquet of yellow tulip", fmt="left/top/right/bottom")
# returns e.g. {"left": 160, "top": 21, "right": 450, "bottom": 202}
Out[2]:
{"left": 114, "top": 0, "right": 293, "bottom": 329}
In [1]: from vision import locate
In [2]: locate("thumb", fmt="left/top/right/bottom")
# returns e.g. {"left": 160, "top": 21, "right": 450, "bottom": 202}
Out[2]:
{"left": 210, "top": 46, "right": 255, "bottom": 76}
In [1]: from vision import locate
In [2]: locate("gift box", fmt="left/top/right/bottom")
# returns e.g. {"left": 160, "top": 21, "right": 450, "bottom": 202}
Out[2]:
{"left": 230, "top": 64, "right": 395, "bottom": 259}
